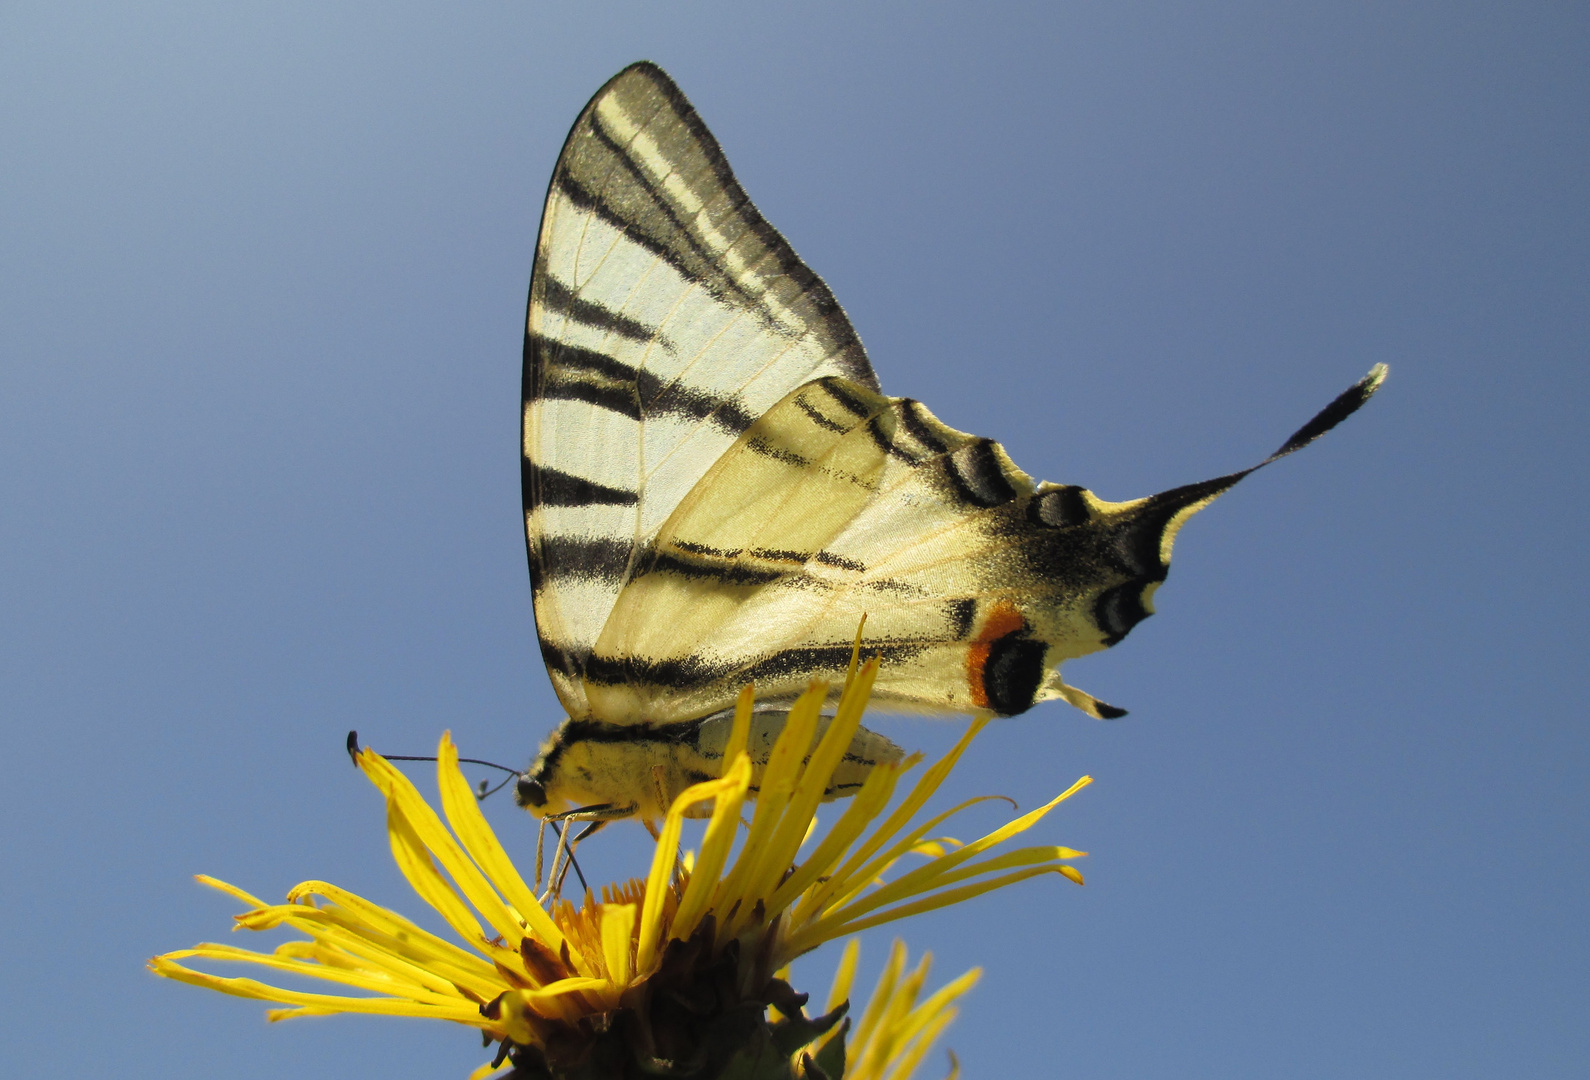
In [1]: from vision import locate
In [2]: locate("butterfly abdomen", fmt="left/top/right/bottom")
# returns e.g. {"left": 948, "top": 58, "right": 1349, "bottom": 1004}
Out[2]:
{"left": 521, "top": 709, "right": 904, "bottom": 821}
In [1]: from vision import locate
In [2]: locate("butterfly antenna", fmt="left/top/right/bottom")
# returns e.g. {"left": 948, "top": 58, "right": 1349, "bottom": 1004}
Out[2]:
{"left": 345, "top": 731, "right": 521, "bottom": 800}
{"left": 346, "top": 730, "right": 521, "bottom": 773}
{"left": 474, "top": 774, "right": 519, "bottom": 802}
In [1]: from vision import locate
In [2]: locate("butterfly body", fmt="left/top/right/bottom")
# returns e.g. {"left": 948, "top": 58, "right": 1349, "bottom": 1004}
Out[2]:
{"left": 515, "top": 63, "right": 1384, "bottom": 821}
{"left": 519, "top": 708, "right": 904, "bottom": 821}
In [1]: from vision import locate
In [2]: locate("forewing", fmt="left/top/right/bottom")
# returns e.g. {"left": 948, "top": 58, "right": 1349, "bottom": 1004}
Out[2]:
{"left": 524, "top": 62, "right": 877, "bottom": 717}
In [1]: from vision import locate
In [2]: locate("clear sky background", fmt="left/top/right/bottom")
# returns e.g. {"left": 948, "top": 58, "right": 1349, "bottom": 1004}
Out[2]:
{"left": 3, "top": 3, "right": 1585, "bottom": 1078}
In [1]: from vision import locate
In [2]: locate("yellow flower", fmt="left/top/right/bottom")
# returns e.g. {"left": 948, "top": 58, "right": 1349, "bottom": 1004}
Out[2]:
{"left": 796, "top": 939, "right": 978, "bottom": 1080}
{"left": 151, "top": 657, "right": 1088, "bottom": 1078}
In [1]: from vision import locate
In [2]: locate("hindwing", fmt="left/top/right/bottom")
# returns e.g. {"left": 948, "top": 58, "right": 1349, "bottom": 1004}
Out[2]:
{"left": 580, "top": 369, "right": 1383, "bottom": 723}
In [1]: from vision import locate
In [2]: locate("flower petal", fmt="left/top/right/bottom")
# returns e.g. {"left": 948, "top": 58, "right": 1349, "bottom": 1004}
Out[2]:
{"left": 358, "top": 745, "right": 527, "bottom": 946}
{"left": 435, "top": 734, "right": 568, "bottom": 955}
{"left": 747, "top": 661, "right": 881, "bottom": 917}
{"left": 794, "top": 716, "right": 991, "bottom": 924}
{"left": 600, "top": 903, "right": 636, "bottom": 986}
{"left": 668, "top": 753, "right": 752, "bottom": 948}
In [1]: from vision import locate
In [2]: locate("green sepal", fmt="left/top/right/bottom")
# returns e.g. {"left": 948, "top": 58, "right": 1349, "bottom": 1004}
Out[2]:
{"left": 805, "top": 1016, "right": 849, "bottom": 1080}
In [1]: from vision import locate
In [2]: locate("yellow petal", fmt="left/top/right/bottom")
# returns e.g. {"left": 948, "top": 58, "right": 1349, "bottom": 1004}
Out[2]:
{"left": 747, "top": 660, "right": 880, "bottom": 916}
{"left": 435, "top": 734, "right": 568, "bottom": 955}
{"left": 636, "top": 796, "right": 686, "bottom": 975}
{"left": 796, "top": 717, "right": 991, "bottom": 922}
{"left": 194, "top": 875, "right": 267, "bottom": 908}
{"left": 715, "top": 682, "right": 825, "bottom": 937}
{"left": 822, "top": 794, "right": 1017, "bottom": 914}
{"left": 157, "top": 942, "right": 468, "bottom": 1004}
{"left": 283, "top": 881, "right": 500, "bottom": 980}
{"left": 847, "top": 939, "right": 907, "bottom": 1061}
{"left": 768, "top": 760, "right": 905, "bottom": 917}
{"left": 358, "top": 745, "right": 526, "bottom": 946}
{"left": 720, "top": 684, "right": 754, "bottom": 770}
{"left": 789, "top": 866, "right": 1062, "bottom": 953}
{"left": 825, "top": 777, "right": 1091, "bottom": 925}
{"left": 383, "top": 796, "right": 492, "bottom": 948}
{"left": 148, "top": 956, "right": 487, "bottom": 1024}
{"left": 825, "top": 845, "right": 1082, "bottom": 931}
{"left": 825, "top": 938, "right": 861, "bottom": 1015}
{"left": 888, "top": 967, "right": 980, "bottom": 1052}
{"left": 670, "top": 754, "right": 752, "bottom": 946}
{"left": 600, "top": 903, "right": 636, "bottom": 986}
{"left": 880, "top": 1007, "right": 958, "bottom": 1080}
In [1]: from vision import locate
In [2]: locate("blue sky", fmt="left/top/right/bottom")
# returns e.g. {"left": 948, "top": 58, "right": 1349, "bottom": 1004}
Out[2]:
{"left": 2, "top": 3, "right": 1585, "bottom": 1077}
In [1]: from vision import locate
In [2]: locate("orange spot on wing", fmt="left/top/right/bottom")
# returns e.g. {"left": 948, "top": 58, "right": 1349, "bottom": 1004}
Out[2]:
{"left": 965, "top": 601, "right": 1026, "bottom": 709}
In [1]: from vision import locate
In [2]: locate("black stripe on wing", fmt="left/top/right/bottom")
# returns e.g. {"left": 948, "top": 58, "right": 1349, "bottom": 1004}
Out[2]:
{"left": 581, "top": 639, "right": 928, "bottom": 692}
{"left": 530, "top": 335, "right": 757, "bottom": 432}
{"left": 544, "top": 62, "right": 876, "bottom": 388}
{"left": 530, "top": 535, "right": 632, "bottom": 592}
{"left": 539, "top": 274, "right": 669, "bottom": 348}
{"left": 525, "top": 464, "right": 638, "bottom": 510}
{"left": 606, "top": 65, "right": 875, "bottom": 381}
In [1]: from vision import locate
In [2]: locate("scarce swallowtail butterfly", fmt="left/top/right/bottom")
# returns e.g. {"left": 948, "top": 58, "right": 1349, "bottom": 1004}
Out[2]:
{"left": 515, "top": 62, "right": 1385, "bottom": 824}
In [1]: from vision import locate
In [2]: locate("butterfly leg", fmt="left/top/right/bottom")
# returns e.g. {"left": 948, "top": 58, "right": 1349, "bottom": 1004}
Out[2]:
{"left": 551, "top": 820, "right": 609, "bottom": 897}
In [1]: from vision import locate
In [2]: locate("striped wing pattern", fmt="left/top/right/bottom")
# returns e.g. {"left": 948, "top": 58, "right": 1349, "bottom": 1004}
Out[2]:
{"left": 581, "top": 369, "right": 1384, "bottom": 723}
{"left": 524, "top": 63, "right": 876, "bottom": 716}
{"left": 526, "top": 62, "right": 1387, "bottom": 729}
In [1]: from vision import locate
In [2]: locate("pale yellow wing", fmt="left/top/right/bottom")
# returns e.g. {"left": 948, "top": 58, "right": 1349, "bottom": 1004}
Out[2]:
{"left": 523, "top": 63, "right": 876, "bottom": 719}
{"left": 580, "top": 366, "right": 1384, "bottom": 725}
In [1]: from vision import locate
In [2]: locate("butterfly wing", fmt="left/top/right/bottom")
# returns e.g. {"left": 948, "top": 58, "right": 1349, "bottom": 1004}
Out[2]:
{"left": 524, "top": 63, "right": 877, "bottom": 718}
{"left": 584, "top": 368, "right": 1386, "bottom": 723}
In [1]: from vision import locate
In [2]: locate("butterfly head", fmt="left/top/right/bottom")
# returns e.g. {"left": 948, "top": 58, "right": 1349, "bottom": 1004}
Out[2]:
{"left": 514, "top": 773, "right": 548, "bottom": 811}
{"left": 514, "top": 718, "right": 653, "bottom": 821}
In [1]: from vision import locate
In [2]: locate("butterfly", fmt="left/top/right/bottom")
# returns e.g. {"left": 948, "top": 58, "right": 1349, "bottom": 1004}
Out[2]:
{"left": 513, "top": 62, "right": 1384, "bottom": 824}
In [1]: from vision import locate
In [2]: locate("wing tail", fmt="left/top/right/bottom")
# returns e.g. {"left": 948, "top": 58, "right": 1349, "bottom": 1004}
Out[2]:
{"left": 1087, "top": 365, "right": 1389, "bottom": 648}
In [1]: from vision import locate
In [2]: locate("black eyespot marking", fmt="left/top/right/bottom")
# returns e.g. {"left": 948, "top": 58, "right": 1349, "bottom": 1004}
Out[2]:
{"left": 1095, "top": 583, "right": 1152, "bottom": 645}
{"left": 982, "top": 629, "right": 1048, "bottom": 717}
{"left": 1030, "top": 486, "right": 1091, "bottom": 528}
{"left": 1112, "top": 521, "right": 1168, "bottom": 580}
